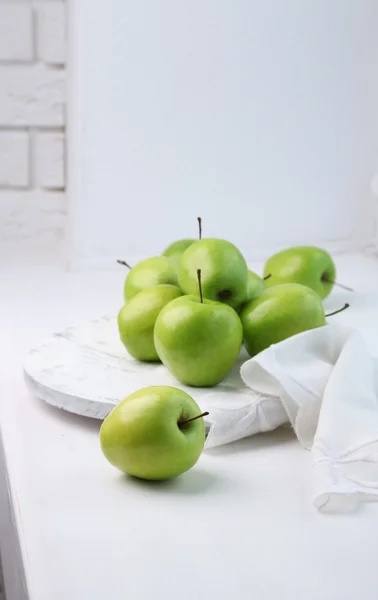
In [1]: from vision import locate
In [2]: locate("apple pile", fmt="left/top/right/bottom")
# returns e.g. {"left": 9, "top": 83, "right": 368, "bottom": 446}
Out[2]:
{"left": 117, "top": 233, "right": 340, "bottom": 386}
{"left": 100, "top": 229, "right": 348, "bottom": 481}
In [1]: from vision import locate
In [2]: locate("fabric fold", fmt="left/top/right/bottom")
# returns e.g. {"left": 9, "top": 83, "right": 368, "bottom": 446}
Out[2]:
{"left": 203, "top": 321, "right": 378, "bottom": 511}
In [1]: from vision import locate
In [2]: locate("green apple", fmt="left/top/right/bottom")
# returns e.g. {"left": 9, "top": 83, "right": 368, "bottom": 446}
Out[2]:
{"left": 100, "top": 386, "right": 206, "bottom": 480}
{"left": 246, "top": 269, "right": 266, "bottom": 302}
{"left": 163, "top": 239, "right": 195, "bottom": 267}
{"left": 263, "top": 246, "right": 336, "bottom": 299}
{"left": 240, "top": 283, "right": 326, "bottom": 357}
{"left": 178, "top": 239, "right": 248, "bottom": 309}
{"left": 154, "top": 294, "right": 243, "bottom": 386}
{"left": 118, "top": 284, "right": 182, "bottom": 361}
{"left": 124, "top": 256, "right": 178, "bottom": 301}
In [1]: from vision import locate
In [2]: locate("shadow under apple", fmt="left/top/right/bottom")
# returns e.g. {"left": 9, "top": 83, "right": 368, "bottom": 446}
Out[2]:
{"left": 121, "top": 467, "right": 221, "bottom": 496}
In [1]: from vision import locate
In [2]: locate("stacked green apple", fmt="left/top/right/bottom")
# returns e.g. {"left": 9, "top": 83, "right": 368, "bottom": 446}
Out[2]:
{"left": 119, "top": 238, "right": 252, "bottom": 387}
{"left": 118, "top": 241, "right": 336, "bottom": 372}
{"left": 101, "top": 241, "right": 338, "bottom": 481}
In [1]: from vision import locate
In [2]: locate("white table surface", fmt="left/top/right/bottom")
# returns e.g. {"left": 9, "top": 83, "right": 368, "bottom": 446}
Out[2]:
{"left": 1, "top": 253, "right": 378, "bottom": 600}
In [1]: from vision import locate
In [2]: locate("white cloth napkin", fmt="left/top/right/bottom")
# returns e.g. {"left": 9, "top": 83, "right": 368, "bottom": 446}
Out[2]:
{"left": 203, "top": 313, "right": 378, "bottom": 512}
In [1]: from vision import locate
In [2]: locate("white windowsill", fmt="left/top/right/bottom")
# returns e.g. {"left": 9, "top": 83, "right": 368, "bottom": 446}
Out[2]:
{"left": 1, "top": 250, "right": 378, "bottom": 600}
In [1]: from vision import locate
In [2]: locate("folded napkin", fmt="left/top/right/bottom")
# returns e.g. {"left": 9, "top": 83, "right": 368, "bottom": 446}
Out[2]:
{"left": 203, "top": 305, "right": 378, "bottom": 512}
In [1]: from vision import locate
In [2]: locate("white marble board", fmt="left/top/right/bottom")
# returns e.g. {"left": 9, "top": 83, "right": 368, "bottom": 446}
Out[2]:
{"left": 23, "top": 316, "right": 249, "bottom": 420}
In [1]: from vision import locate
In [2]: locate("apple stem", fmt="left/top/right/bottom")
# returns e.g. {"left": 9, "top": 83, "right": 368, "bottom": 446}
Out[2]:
{"left": 180, "top": 411, "right": 209, "bottom": 426}
{"left": 325, "top": 303, "right": 350, "bottom": 318}
{"left": 197, "top": 216, "right": 202, "bottom": 240}
{"left": 322, "top": 276, "right": 354, "bottom": 292}
{"left": 263, "top": 274, "right": 272, "bottom": 281}
{"left": 197, "top": 269, "right": 204, "bottom": 303}
{"left": 117, "top": 259, "right": 132, "bottom": 269}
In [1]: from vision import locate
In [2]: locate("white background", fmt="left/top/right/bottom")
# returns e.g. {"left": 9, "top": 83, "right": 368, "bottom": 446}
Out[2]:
{"left": 68, "top": 0, "right": 378, "bottom": 267}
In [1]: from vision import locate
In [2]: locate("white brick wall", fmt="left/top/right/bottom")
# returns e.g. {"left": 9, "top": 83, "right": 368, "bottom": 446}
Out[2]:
{"left": 0, "top": 132, "right": 29, "bottom": 188}
{"left": 0, "top": 65, "right": 65, "bottom": 126}
{"left": 33, "top": 131, "right": 65, "bottom": 189}
{"left": 0, "top": 0, "right": 66, "bottom": 261}
{"left": 0, "top": 5, "right": 33, "bottom": 61}
{"left": 35, "top": 2, "right": 66, "bottom": 65}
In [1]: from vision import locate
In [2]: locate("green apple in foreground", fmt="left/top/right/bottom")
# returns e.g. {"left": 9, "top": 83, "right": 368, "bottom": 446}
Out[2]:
{"left": 178, "top": 238, "right": 248, "bottom": 309}
{"left": 263, "top": 246, "right": 336, "bottom": 299}
{"left": 100, "top": 386, "right": 206, "bottom": 480}
{"left": 246, "top": 270, "right": 265, "bottom": 302}
{"left": 118, "top": 284, "right": 182, "bottom": 361}
{"left": 154, "top": 293, "right": 243, "bottom": 386}
{"left": 163, "top": 239, "right": 195, "bottom": 267}
{"left": 124, "top": 256, "right": 178, "bottom": 301}
{"left": 240, "top": 283, "right": 326, "bottom": 357}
